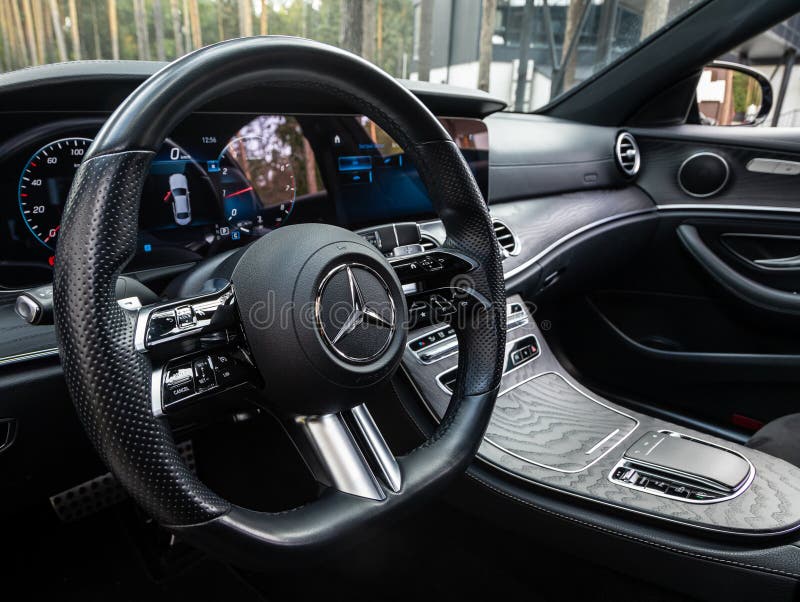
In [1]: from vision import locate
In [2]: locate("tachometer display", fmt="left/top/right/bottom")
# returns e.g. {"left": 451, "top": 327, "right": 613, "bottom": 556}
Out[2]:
{"left": 18, "top": 137, "right": 92, "bottom": 250}
{"left": 216, "top": 115, "right": 298, "bottom": 236}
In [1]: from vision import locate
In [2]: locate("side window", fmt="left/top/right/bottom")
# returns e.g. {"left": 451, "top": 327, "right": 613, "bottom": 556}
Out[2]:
{"left": 697, "top": 14, "right": 800, "bottom": 127}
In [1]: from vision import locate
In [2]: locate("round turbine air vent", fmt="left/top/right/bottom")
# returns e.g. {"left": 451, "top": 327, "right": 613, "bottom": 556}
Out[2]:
{"left": 615, "top": 132, "right": 641, "bottom": 177}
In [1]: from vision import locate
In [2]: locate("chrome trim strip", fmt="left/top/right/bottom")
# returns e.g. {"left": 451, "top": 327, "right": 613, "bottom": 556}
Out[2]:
{"left": 23, "top": 203, "right": 792, "bottom": 369}
{"left": 501, "top": 208, "right": 656, "bottom": 280}
{"left": 480, "top": 371, "right": 640, "bottom": 475}
{"left": 657, "top": 203, "right": 800, "bottom": 214}
{"left": 586, "top": 429, "right": 620, "bottom": 455}
{"left": 350, "top": 404, "right": 401, "bottom": 493}
{"left": 0, "top": 347, "right": 59, "bottom": 367}
{"left": 615, "top": 131, "right": 641, "bottom": 177}
{"left": 363, "top": 209, "right": 657, "bottom": 284}
{"left": 151, "top": 364, "right": 165, "bottom": 418}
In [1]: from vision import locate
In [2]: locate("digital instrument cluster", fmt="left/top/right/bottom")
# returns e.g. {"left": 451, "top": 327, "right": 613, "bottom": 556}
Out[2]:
{"left": 0, "top": 113, "right": 488, "bottom": 288}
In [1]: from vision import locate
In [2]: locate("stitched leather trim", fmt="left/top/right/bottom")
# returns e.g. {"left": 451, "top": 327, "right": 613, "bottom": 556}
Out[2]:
{"left": 467, "top": 472, "right": 800, "bottom": 580}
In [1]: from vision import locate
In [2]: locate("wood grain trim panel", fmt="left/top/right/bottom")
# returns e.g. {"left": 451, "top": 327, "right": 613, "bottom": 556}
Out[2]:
{"left": 402, "top": 294, "right": 800, "bottom": 537}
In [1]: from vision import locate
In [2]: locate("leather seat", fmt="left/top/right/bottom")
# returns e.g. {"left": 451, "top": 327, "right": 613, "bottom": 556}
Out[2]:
{"left": 747, "top": 414, "right": 800, "bottom": 468}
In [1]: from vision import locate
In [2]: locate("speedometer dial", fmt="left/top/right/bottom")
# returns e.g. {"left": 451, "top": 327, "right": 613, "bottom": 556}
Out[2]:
{"left": 18, "top": 137, "right": 92, "bottom": 250}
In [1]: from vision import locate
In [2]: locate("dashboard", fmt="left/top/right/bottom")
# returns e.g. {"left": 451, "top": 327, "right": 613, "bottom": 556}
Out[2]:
{"left": 0, "top": 113, "right": 488, "bottom": 289}
{"left": 5, "top": 51, "right": 800, "bottom": 601}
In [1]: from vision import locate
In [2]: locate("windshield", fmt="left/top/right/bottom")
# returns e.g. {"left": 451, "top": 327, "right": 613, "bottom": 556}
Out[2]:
{"left": 0, "top": 0, "right": 702, "bottom": 112}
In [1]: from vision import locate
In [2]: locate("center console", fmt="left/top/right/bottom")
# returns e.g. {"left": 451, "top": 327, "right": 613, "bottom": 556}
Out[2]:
{"left": 402, "top": 294, "right": 800, "bottom": 536}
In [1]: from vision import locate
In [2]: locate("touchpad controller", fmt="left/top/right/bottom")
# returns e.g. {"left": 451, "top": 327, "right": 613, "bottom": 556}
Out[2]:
{"left": 610, "top": 431, "right": 754, "bottom": 503}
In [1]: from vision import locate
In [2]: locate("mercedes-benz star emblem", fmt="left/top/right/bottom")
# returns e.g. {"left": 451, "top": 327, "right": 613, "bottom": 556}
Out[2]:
{"left": 316, "top": 264, "right": 396, "bottom": 363}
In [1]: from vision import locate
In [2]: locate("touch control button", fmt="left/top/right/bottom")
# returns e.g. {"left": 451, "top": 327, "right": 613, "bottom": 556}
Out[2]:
{"left": 163, "top": 363, "right": 196, "bottom": 405}
{"left": 212, "top": 353, "right": 245, "bottom": 387}
{"left": 193, "top": 356, "right": 217, "bottom": 391}
{"left": 147, "top": 310, "right": 177, "bottom": 340}
{"left": 176, "top": 305, "right": 196, "bottom": 328}
{"left": 164, "top": 363, "right": 193, "bottom": 386}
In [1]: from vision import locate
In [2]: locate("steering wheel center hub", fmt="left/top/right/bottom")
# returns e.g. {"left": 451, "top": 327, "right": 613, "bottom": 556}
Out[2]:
{"left": 231, "top": 223, "right": 407, "bottom": 415}
{"left": 315, "top": 263, "right": 397, "bottom": 364}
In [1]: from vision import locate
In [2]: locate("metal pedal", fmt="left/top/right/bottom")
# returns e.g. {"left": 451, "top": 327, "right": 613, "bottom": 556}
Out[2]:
{"left": 49, "top": 439, "right": 196, "bottom": 522}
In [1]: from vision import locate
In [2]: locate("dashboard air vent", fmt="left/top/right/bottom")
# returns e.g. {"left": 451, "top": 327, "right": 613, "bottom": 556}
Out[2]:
{"left": 615, "top": 132, "right": 640, "bottom": 177}
{"left": 493, "top": 219, "right": 519, "bottom": 257}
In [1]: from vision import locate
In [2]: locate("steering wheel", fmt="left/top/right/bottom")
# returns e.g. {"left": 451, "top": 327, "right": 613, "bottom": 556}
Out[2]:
{"left": 53, "top": 37, "right": 505, "bottom": 566}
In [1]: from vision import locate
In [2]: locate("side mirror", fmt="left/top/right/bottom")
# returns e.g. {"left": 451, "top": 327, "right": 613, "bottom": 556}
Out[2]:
{"left": 696, "top": 61, "right": 773, "bottom": 126}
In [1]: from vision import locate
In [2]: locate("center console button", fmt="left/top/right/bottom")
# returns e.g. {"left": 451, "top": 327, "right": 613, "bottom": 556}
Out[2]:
{"left": 647, "top": 480, "right": 670, "bottom": 494}
{"left": 666, "top": 485, "right": 690, "bottom": 498}
{"left": 688, "top": 490, "right": 718, "bottom": 501}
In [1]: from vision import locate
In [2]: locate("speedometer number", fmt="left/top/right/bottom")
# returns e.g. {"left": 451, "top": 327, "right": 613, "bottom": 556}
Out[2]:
{"left": 18, "top": 137, "right": 93, "bottom": 250}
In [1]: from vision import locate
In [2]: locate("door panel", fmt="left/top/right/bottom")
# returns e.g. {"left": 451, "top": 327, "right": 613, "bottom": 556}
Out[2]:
{"left": 548, "top": 127, "right": 800, "bottom": 436}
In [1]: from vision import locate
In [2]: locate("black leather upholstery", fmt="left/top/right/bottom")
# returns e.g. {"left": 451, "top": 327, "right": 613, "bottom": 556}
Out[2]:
{"left": 54, "top": 37, "right": 505, "bottom": 559}
{"left": 53, "top": 151, "right": 230, "bottom": 525}
{"left": 460, "top": 464, "right": 800, "bottom": 601}
{"left": 748, "top": 414, "right": 800, "bottom": 469}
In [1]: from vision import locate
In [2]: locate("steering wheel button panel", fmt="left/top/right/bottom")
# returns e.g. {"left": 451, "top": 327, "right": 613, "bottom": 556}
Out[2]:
{"left": 138, "top": 285, "right": 235, "bottom": 349}
{"left": 389, "top": 250, "right": 476, "bottom": 283}
{"left": 212, "top": 353, "right": 241, "bottom": 386}
{"left": 176, "top": 305, "right": 196, "bottom": 328}
{"left": 158, "top": 349, "right": 253, "bottom": 413}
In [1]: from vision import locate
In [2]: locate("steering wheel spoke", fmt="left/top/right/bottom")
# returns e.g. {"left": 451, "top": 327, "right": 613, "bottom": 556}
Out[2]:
{"left": 291, "top": 404, "right": 401, "bottom": 501}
